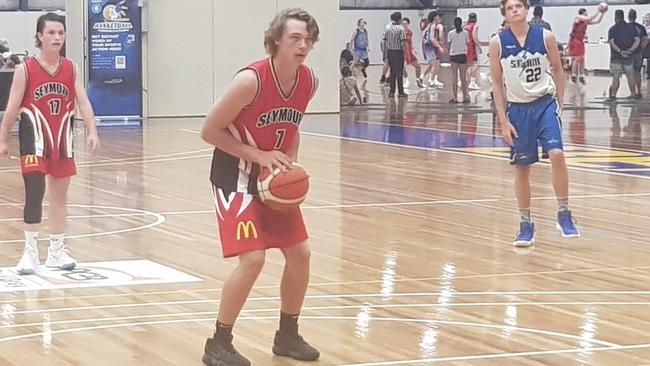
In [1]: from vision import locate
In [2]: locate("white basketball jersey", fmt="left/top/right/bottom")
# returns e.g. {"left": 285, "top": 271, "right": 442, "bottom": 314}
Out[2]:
{"left": 498, "top": 26, "right": 555, "bottom": 103}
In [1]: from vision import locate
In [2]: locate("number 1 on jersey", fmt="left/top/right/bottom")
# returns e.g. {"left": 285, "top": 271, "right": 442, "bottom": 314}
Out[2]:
{"left": 48, "top": 99, "right": 61, "bottom": 116}
{"left": 274, "top": 129, "right": 286, "bottom": 149}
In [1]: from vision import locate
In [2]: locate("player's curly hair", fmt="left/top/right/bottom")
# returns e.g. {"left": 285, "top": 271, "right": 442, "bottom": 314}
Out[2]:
{"left": 264, "top": 8, "right": 320, "bottom": 56}
{"left": 500, "top": 0, "right": 529, "bottom": 16}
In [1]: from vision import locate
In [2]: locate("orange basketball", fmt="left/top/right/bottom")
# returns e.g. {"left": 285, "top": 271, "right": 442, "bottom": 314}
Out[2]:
{"left": 257, "top": 163, "right": 309, "bottom": 210}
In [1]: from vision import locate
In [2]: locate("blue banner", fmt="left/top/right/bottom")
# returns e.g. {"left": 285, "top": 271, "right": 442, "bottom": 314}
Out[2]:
{"left": 88, "top": 0, "right": 142, "bottom": 125}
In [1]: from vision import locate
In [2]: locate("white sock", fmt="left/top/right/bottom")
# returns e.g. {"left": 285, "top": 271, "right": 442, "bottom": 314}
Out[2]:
{"left": 25, "top": 231, "right": 38, "bottom": 247}
{"left": 50, "top": 234, "right": 64, "bottom": 247}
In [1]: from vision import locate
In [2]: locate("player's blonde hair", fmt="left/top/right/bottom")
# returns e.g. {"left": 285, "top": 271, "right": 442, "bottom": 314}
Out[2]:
{"left": 500, "top": 0, "right": 529, "bottom": 16}
{"left": 264, "top": 8, "right": 320, "bottom": 56}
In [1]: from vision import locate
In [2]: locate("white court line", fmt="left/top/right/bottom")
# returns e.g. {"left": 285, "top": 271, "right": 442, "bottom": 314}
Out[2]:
{"left": 0, "top": 315, "right": 619, "bottom": 348}
{"left": 0, "top": 148, "right": 213, "bottom": 173}
{"left": 334, "top": 343, "right": 650, "bottom": 366}
{"left": 157, "top": 191, "right": 650, "bottom": 216}
{"left": 11, "top": 291, "right": 650, "bottom": 315}
{"left": 3, "top": 264, "right": 650, "bottom": 304}
{"left": 300, "top": 131, "right": 650, "bottom": 182}
{"left": 0, "top": 205, "right": 165, "bottom": 244}
{"left": 0, "top": 213, "right": 147, "bottom": 223}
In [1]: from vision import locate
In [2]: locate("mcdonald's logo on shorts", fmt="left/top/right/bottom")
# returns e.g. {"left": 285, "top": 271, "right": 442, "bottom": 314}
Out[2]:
{"left": 24, "top": 155, "right": 39, "bottom": 167}
{"left": 236, "top": 221, "right": 258, "bottom": 240}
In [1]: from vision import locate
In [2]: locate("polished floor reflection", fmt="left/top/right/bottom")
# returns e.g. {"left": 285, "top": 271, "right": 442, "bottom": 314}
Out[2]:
{"left": 0, "top": 68, "right": 649, "bottom": 365}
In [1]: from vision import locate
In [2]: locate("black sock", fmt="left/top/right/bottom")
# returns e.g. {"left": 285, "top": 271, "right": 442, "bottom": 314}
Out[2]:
{"left": 213, "top": 320, "right": 233, "bottom": 342}
{"left": 279, "top": 312, "right": 299, "bottom": 334}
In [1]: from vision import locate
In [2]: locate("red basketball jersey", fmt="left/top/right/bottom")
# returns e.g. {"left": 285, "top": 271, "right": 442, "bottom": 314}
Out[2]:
{"left": 570, "top": 20, "right": 587, "bottom": 42}
{"left": 210, "top": 58, "right": 316, "bottom": 194}
{"left": 19, "top": 57, "right": 76, "bottom": 159}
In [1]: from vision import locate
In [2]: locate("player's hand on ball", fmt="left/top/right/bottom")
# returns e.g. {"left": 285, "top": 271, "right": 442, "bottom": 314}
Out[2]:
{"left": 501, "top": 121, "right": 518, "bottom": 146}
{"left": 256, "top": 150, "right": 293, "bottom": 173}
{"left": 86, "top": 132, "right": 101, "bottom": 155}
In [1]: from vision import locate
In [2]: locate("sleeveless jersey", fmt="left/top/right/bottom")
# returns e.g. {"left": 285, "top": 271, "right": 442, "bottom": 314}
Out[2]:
{"left": 210, "top": 58, "right": 316, "bottom": 194}
{"left": 465, "top": 22, "right": 477, "bottom": 51}
{"left": 19, "top": 57, "right": 76, "bottom": 159}
{"left": 570, "top": 19, "right": 587, "bottom": 42}
{"left": 353, "top": 28, "right": 368, "bottom": 50}
{"left": 498, "top": 26, "right": 555, "bottom": 103}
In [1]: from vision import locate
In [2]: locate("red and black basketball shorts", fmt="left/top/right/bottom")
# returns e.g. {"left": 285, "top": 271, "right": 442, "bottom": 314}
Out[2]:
{"left": 210, "top": 186, "right": 308, "bottom": 258}
{"left": 20, "top": 155, "right": 77, "bottom": 178}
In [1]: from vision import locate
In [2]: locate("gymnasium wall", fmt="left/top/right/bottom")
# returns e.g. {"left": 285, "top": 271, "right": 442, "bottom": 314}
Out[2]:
{"left": 12, "top": 0, "right": 339, "bottom": 118}
{"left": 146, "top": 0, "right": 339, "bottom": 117}
{"left": 457, "top": 4, "right": 650, "bottom": 45}
{"left": 340, "top": 5, "right": 650, "bottom": 65}
{"left": 0, "top": 11, "right": 50, "bottom": 56}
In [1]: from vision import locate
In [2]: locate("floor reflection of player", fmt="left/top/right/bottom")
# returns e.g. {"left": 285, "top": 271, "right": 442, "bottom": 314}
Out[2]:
{"left": 569, "top": 108, "right": 586, "bottom": 145}
{"left": 568, "top": 91, "right": 586, "bottom": 145}
{"left": 623, "top": 105, "right": 642, "bottom": 149}
{"left": 461, "top": 113, "right": 478, "bottom": 147}
{"left": 609, "top": 103, "right": 621, "bottom": 146}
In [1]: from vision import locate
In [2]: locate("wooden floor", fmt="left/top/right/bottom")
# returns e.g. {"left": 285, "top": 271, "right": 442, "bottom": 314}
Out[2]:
{"left": 2, "top": 69, "right": 650, "bottom": 365}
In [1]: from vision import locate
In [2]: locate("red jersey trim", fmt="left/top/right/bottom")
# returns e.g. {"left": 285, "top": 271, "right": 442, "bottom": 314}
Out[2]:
{"left": 308, "top": 67, "right": 317, "bottom": 100}
{"left": 269, "top": 58, "right": 300, "bottom": 102}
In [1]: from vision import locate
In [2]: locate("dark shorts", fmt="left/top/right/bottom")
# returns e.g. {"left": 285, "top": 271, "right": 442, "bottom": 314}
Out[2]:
{"left": 450, "top": 54, "right": 467, "bottom": 64}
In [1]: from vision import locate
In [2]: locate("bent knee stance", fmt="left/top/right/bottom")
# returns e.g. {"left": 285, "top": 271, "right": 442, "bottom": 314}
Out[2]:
{"left": 23, "top": 172, "right": 45, "bottom": 224}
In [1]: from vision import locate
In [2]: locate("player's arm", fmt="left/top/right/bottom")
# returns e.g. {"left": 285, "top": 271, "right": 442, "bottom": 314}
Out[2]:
{"left": 581, "top": 10, "right": 604, "bottom": 25}
{"left": 544, "top": 30, "right": 565, "bottom": 110}
{"left": 0, "top": 64, "right": 27, "bottom": 158}
{"left": 488, "top": 36, "right": 517, "bottom": 146}
{"left": 628, "top": 36, "right": 641, "bottom": 54}
{"left": 201, "top": 69, "right": 292, "bottom": 172}
{"left": 74, "top": 63, "right": 100, "bottom": 154}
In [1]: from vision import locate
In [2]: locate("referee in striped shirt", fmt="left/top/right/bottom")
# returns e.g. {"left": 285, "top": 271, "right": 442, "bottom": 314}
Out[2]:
{"left": 384, "top": 11, "right": 408, "bottom": 97}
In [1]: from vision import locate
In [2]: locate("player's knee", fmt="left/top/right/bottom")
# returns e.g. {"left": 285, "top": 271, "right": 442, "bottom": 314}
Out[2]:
{"left": 239, "top": 250, "right": 266, "bottom": 275}
{"left": 23, "top": 172, "right": 45, "bottom": 224}
{"left": 547, "top": 149, "right": 565, "bottom": 163}
{"left": 285, "top": 243, "right": 311, "bottom": 263}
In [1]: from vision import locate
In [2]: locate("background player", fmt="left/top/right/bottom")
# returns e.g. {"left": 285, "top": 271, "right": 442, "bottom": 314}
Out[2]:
{"left": 489, "top": 0, "right": 579, "bottom": 247}
{"left": 0, "top": 12, "right": 100, "bottom": 275}
{"left": 200, "top": 8, "right": 320, "bottom": 366}
{"left": 568, "top": 6, "right": 606, "bottom": 84}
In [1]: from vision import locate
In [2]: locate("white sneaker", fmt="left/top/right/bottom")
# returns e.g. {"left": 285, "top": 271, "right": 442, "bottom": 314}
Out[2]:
{"left": 46, "top": 242, "right": 77, "bottom": 270}
{"left": 468, "top": 81, "right": 481, "bottom": 90}
{"left": 433, "top": 80, "right": 444, "bottom": 88}
{"left": 17, "top": 245, "right": 39, "bottom": 275}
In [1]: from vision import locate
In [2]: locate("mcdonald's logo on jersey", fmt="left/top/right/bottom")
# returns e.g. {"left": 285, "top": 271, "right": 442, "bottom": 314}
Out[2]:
{"left": 236, "top": 221, "right": 258, "bottom": 240}
{"left": 24, "top": 155, "right": 40, "bottom": 167}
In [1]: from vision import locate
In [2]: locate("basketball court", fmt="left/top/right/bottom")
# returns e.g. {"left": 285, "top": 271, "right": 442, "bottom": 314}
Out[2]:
{"left": 0, "top": 59, "right": 650, "bottom": 365}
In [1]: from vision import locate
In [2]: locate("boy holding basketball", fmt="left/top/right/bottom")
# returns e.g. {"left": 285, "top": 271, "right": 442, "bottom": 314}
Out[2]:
{"left": 200, "top": 8, "right": 319, "bottom": 366}
{"left": 489, "top": 0, "right": 579, "bottom": 247}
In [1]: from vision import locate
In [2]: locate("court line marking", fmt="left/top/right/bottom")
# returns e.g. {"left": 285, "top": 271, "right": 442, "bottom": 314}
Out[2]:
{"left": 10, "top": 291, "right": 650, "bottom": 316}
{"left": 0, "top": 204, "right": 165, "bottom": 244}
{"left": 0, "top": 314, "right": 619, "bottom": 348}
{"left": 300, "top": 131, "right": 650, "bottom": 182}
{"left": 0, "top": 148, "right": 212, "bottom": 173}
{"left": 2, "top": 191, "right": 646, "bottom": 244}
{"left": 3, "top": 264, "right": 650, "bottom": 304}
{"left": 157, "top": 191, "right": 650, "bottom": 215}
{"left": 5, "top": 302, "right": 650, "bottom": 346}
